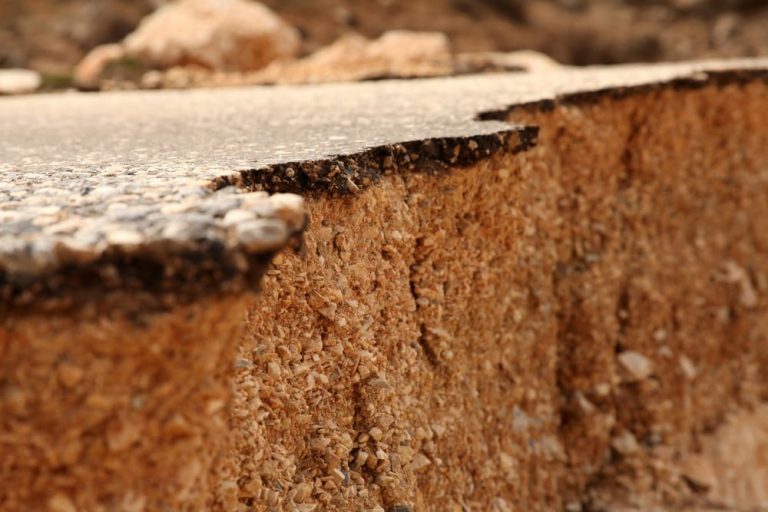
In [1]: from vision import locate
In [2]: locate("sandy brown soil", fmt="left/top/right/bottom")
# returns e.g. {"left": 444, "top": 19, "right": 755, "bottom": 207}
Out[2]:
{"left": 218, "top": 81, "right": 768, "bottom": 511}
{"left": 0, "top": 295, "right": 255, "bottom": 511}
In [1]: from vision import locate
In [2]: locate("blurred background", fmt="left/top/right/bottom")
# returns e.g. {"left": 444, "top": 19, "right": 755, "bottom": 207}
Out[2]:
{"left": 1, "top": 0, "right": 767, "bottom": 92}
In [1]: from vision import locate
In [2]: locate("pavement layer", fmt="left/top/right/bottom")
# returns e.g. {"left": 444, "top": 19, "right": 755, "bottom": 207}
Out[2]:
{"left": 2, "top": 58, "right": 767, "bottom": 310}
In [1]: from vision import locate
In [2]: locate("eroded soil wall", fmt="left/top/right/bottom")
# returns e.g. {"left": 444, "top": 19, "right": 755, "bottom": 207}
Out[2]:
{"left": 0, "top": 295, "right": 254, "bottom": 511}
{"left": 227, "top": 82, "right": 768, "bottom": 511}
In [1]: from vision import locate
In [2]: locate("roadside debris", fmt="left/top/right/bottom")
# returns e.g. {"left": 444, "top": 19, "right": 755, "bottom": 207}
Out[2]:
{"left": 0, "top": 69, "right": 41, "bottom": 95}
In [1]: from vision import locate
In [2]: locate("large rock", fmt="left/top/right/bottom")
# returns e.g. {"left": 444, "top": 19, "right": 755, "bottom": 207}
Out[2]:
{"left": 254, "top": 30, "right": 453, "bottom": 84}
{"left": 127, "top": 34, "right": 560, "bottom": 90}
{"left": 122, "top": 0, "right": 300, "bottom": 71}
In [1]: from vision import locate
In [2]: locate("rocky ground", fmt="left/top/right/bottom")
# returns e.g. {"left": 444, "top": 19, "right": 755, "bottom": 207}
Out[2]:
{"left": 2, "top": 0, "right": 768, "bottom": 92}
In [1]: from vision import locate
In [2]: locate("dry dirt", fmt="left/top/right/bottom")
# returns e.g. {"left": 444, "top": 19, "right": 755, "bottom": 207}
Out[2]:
{"left": 1, "top": 295, "right": 256, "bottom": 511}
{"left": 216, "top": 81, "right": 768, "bottom": 511}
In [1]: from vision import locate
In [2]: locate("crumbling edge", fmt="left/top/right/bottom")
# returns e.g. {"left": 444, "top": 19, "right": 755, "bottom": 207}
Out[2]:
{"left": 4, "top": 66, "right": 768, "bottom": 314}
{"left": 478, "top": 68, "right": 768, "bottom": 119}
{"left": 212, "top": 128, "right": 538, "bottom": 196}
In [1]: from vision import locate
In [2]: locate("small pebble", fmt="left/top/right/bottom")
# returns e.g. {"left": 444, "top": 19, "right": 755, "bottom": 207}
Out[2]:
{"left": 680, "top": 454, "right": 717, "bottom": 492}
{"left": 617, "top": 350, "right": 654, "bottom": 382}
{"left": 369, "top": 426, "right": 384, "bottom": 441}
{"left": 565, "top": 502, "right": 583, "bottom": 512}
{"left": 679, "top": 355, "right": 697, "bottom": 380}
{"left": 411, "top": 452, "right": 431, "bottom": 472}
{"left": 47, "top": 493, "right": 77, "bottom": 512}
{"left": 611, "top": 430, "right": 640, "bottom": 456}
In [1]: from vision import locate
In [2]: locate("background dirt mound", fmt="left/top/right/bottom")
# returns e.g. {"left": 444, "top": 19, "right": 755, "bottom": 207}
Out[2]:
{"left": 3, "top": 0, "right": 768, "bottom": 85}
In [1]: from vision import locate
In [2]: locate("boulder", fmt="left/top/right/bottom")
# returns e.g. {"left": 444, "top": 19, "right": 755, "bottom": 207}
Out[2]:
{"left": 122, "top": 0, "right": 300, "bottom": 71}
{"left": 254, "top": 30, "right": 453, "bottom": 84}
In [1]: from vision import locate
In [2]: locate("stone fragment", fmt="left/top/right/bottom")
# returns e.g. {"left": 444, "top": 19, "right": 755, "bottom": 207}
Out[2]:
{"left": 679, "top": 355, "right": 697, "bottom": 380}
{"left": 369, "top": 426, "right": 383, "bottom": 441}
{"left": 0, "top": 69, "right": 41, "bottom": 95}
{"left": 719, "top": 260, "right": 759, "bottom": 308}
{"left": 119, "top": 492, "right": 147, "bottom": 512}
{"left": 680, "top": 454, "right": 718, "bottom": 492}
{"left": 411, "top": 452, "right": 431, "bottom": 472}
{"left": 254, "top": 30, "right": 452, "bottom": 84}
{"left": 106, "top": 417, "right": 143, "bottom": 452}
{"left": 222, "top": 209, "right": 257, "bottom": 226}
{"left": 611, "top": 430, "right": 640, "bottom": 456}
{"left": 512, "top": 405, "right": 532, "bottom": 432}
{"left": 236, "top": 218, "right": 290, "bottom": 251}
{"left": 565, "top": 502, "right": 583, "bottom": 512}
{"left": 617, "top": 350, "right": 654, "bottom": 382}
{"left": 499, "top": 451, "right": 517, "bottom": 474}
{"left": 123, "top": 0, "right": 300, "bottom": 72}
{"left": 47, "top": 494, "right": 77, "bottom": 512}
{"left": 492, "top": 497, "right": 512, "bottom": 512}
{"left": 430, "top": 422, "right": 446, "bottom": 437}
{"left": 267, "top": 193, "right": 307, "bottom": 231}
{"left": 573, "top": 391, "right": 596, "bottom": 414}
{"left": 74, "top": 44, "right": 126, "bottom": 90}
{"left": 594, "top": 382, "right": 611, "bottom": 397}
{"left": 58, "top": 363, "right": 84, "bottom": 388}
{"left": 105, "top": 228, "right": 144, "bottom": 246}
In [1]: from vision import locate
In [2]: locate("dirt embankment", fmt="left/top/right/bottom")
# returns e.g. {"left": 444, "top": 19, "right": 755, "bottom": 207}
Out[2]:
{"left": 2, "top": 66, "right": 767, "bottom": 511}
{"left": 220, "top": 80, "right": 768, "bottom": 511}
